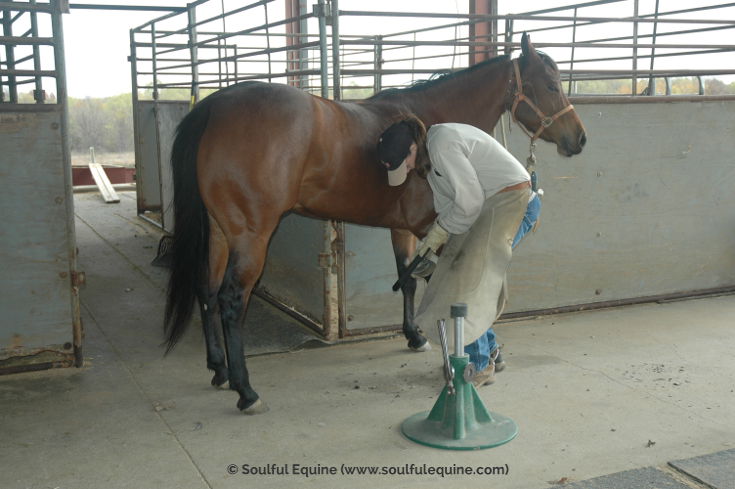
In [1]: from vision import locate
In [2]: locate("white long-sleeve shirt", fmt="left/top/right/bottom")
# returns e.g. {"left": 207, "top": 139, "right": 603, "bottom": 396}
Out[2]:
{"left": 426, "top": 123, "right": 530, "bottom": 235}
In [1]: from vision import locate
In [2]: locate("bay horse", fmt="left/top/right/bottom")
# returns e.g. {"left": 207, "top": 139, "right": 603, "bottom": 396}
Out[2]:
{"left": 164, "top": 33, "right": 586, "bottom": 413}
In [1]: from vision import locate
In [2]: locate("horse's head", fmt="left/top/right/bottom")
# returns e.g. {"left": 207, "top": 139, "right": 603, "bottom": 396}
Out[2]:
{"left": 511, "top": 33, "right": 587, "bottom": 156}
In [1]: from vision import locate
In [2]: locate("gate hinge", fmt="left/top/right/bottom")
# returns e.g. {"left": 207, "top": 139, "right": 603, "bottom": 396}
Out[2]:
{"left": 318, "top": 253, "right": 333, "bottom": 269}
{"left": 312, "top": 1, "right": 332, "bottom": 23}
{"left": 71, "top": 271, "right": 86, "bottom": 287}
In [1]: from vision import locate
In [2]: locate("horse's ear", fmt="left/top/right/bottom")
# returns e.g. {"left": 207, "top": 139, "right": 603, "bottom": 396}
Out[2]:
{"left": 521, "top": 32, "right": 538, "bottom": 59}
{"left": 521, "top": 32, "right": 534, "bottom": 56}
{"left": 520, "top": 32, "right": 540, "bottom": 70}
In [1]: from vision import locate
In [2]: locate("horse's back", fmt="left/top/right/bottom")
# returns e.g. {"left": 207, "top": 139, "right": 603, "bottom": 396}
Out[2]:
{"left": 194, "top": 81, "right": 428, "bottom": 230}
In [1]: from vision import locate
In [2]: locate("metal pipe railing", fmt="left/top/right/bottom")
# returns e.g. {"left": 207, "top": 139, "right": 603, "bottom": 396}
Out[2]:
{"left": 0, "top": 1, "right": 66, "bottom": 105}
{"left": 127, "top": 1, "right": 735, "bottom": 101}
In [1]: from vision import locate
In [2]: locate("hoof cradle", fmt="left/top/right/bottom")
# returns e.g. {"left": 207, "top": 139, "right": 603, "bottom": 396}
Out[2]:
{"left": 241, "top": 398, "right": 269, "bottom": 415}
{"left": 410, "top": 340, "right": 431, "bottom": 352}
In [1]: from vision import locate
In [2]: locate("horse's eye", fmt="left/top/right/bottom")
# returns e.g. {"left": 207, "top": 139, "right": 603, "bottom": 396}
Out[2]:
{"left": 547, "top": 84, "right": 559, "bottom": 93}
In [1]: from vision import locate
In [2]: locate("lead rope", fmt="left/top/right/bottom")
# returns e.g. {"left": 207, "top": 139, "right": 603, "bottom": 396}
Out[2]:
{"left": 527, "top": 141, "right": 539, "bottom": 194}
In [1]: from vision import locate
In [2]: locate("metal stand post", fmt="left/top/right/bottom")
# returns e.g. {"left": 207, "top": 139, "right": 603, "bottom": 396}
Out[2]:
{"left": 401, "top": 303, "right": 518, "bottom": 450}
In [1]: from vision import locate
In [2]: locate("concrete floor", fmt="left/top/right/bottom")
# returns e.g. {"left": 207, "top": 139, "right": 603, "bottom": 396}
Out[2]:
{"left": 1, "top": 191, "right": 734, "bottom": 489}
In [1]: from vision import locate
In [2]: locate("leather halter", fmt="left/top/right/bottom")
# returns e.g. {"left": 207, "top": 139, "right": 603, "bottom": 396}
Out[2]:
{"left": 509, "top": 58, "right": 576, "bottom": 142}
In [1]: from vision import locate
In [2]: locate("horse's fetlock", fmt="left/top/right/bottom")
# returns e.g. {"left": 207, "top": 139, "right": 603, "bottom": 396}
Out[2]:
{"left": 211, "top": 369, "right": 229, "bottom": 387}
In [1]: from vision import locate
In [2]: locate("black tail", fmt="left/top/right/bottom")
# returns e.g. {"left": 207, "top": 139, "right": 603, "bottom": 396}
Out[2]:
{"left": 163, "top": 98, "right": 214, "bottom": 353}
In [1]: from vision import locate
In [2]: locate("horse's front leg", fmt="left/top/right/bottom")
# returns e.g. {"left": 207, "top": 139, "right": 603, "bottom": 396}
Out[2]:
{"left": 391, "top": 229, "right": 430, "bottom": 351}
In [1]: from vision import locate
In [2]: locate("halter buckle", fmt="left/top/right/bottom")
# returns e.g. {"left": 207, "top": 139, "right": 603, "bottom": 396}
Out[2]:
{"left": 541, "top": 117, "right": 554, "bottom": 128}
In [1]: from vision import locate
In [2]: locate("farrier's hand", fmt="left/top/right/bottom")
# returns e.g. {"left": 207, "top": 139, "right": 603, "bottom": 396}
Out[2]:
{"left": 416, "top": 221, "right": 449, "bottom": 257}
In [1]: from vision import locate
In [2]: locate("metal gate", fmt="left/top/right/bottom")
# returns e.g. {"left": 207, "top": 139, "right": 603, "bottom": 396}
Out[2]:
{"left": 0, "top": 1, "right": 81, "bottom": 372}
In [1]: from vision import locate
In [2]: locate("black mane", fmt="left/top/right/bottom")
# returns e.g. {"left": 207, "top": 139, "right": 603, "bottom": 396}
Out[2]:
{"left": 537, "top": 51, "right": 558, "bottom": 70}
{"left": 369, "top": 54, "right": 510, "bottom": 100}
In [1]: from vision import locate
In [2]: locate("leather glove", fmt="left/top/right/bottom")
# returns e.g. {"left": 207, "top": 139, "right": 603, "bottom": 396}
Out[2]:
{"left": 416, "top": 221, "right": 449, "bottom": 258}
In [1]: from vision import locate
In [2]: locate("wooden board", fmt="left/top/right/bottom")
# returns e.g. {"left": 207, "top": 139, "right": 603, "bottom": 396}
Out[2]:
{"left": 88, "top": 162, "right": 120, "bottom": 203}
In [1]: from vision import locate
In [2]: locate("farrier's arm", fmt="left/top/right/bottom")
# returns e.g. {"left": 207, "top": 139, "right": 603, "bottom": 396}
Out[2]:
{"left": 430, "top": 141, "right": 484, "bottom": 235}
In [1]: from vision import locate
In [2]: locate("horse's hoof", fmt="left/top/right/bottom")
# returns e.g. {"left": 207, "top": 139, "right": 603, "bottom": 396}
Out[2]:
{"left": 409, "top": 339, "right": 431, "bottom": 352}
{"left": 211, "top": 372, "right": 229, "bottom": 389}
{"left": 240, "top": 398, "right": 269, "bottom": 415}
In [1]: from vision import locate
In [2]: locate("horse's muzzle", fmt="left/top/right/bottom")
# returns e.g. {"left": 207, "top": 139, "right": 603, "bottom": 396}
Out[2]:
{"left": 558, "top": 131, "right": 586, "bottom": 156}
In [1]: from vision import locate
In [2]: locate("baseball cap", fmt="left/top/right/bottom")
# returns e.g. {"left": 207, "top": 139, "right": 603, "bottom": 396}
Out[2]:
{"left": 377, "top": 121, "right": 414, "bottom": 186}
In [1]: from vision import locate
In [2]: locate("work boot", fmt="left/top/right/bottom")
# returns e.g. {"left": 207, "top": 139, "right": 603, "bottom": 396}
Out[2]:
{"left": 471, "top": 363, "right": 496, "bottom": 387}
{"left": 493, "top": 348, "right": 506, "bottom": 373}
{"left": 472, "top": 347, "right": 504, "bottom": 388}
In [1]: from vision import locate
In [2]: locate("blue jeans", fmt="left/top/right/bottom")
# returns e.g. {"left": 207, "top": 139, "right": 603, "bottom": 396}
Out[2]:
{"left": 465, "top": 192, "right": 541, "bottom": 369}
{"left": 465, "top": 328, "right": 497, "bottom": 370}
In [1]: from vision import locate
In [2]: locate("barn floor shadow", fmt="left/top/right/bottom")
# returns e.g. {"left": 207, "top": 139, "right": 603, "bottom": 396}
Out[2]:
{"left": 73, "top": 191, "right": 325, "bottom": 356}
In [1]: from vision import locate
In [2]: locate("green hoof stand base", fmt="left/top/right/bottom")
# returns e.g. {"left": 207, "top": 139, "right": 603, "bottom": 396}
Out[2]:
{"left": 401, "top": 354, "right": 518, "bottom": 450}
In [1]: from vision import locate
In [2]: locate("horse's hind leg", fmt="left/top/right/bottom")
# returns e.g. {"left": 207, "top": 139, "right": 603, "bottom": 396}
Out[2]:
{"left": 219, "top": 227, "right": 277, "bottom": 414}
{"left": 201, "top": 216, "right": 229, "bottom": 388}
{"left": 201, "top": 298, "right": 228, "bottom": 388}
{"left": 391, "top": 229, "right": 430, "bottom": 351}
